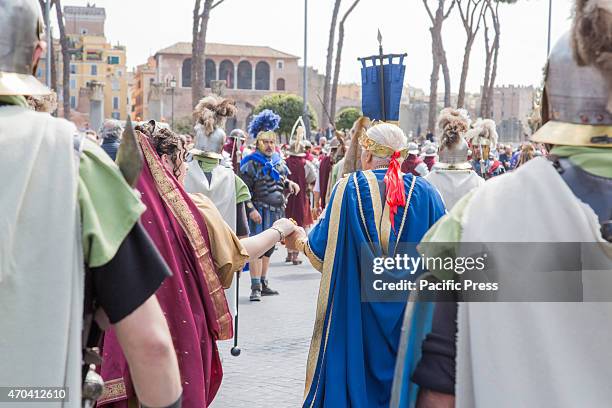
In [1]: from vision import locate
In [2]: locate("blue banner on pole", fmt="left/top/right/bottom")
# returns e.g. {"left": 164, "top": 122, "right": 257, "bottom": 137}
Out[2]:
{"left": 359, "top": 55, "right": 406, "bottom": 122}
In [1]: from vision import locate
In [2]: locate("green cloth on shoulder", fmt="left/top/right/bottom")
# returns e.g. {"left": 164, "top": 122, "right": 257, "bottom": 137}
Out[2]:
{"left": 79, "top": 138, "right": 146, "bottom": 268}
{"left": 195, "top": 156, "right": 251, "bottom": 204}
{"left": 418, "top": 190, "right": 476, "bottom": 281}
{"left": 196, "top": 155, "right": 221, "bottom": 172}
{"left": 550, "top": 146, "right": 612, "bottom": 178}
{"left": 235, "top": 176, "right": 250, "bottom": 204}
{"left": 0, "top": 95, "right": 28, "bottom": 108}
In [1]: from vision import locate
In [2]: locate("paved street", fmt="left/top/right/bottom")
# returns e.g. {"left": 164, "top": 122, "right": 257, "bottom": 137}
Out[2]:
{"left": 212, "top": 249, "right": 320, "bottom": 408}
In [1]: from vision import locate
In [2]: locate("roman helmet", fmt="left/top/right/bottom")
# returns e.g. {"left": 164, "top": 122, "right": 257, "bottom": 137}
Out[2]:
{"left": 407, "top": 142, "right": 419, "bottom": 156}
{"left": 248, "top": 109, "right": 281, "bottom": 156}
{"left": 531, "top": 29, "right": 612, "bottom": 147}
{"left": 423, "top": 145, "right": 438, "bottom": 157}
{"left": 466, "top": 118, "right": 498, "bottom": 160}
{"left": 0, "top": 0, "right": 51, "bottom": 96}
{"left": 229, "top": 128, "right": 247, "bottom": 144}
{"left": 436, "top": 108, "right": 472, "bottom": 169}
{"left": 287, "top": 116, "right": 307, "bottom": 157}
{"left": 192, "top": 95, "right": 237, "bottom": 160}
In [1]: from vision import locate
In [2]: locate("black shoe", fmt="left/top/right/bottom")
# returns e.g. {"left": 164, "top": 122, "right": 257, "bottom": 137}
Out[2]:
{"left": 261, "top": 280, "right": 279, "bottom": 296}
{"left": 250, "top": 284, "right": 262, "bottom": 301}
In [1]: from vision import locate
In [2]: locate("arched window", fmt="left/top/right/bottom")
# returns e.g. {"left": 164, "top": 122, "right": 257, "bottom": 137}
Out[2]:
{"left": 276, "top": 78, "right": 285, "bottom": 91}
{"left": 219, "top": 60, "right": 235, "bottom": 89}
{"left": 255, "top": 61, "right": 270, "bottom": 90}
{"left": 237, "top": 61, "right": 253, "bottom": 90}
{"left": 205, "top": 59, "right": 216, "bottom": 88}
{"left": 182, "top": 58, "right": 192, "bottom": 88}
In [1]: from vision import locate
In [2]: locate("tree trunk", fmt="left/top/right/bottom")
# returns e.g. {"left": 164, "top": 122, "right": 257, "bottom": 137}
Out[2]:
{"left": 424, "top": 0, "right": 455, "bottom": 130}
{"left": 54, "top": 0, "right": 70, "bottom": 119}
{"left": 438, "top": 35, "right": 452, "bottom": 107}
{"left": 329, "top": 26, "right": 343, "bottom": 126}
{"left": 38, "top": 0, "right": 57, "bottom": 93}
{"left": 481, "top": 39, "right": 492, "bottom": 115}
{"left": 191, "top": 0, "right": 225, "bottom": 107}
{"left": 457, "top": 35, "right": 475, "bottom": 107}
{"left": 486, "top": 32, "right": 499, "bottom": 118}
{"left": 196, "top": 3, "right": 212, "bottom": 104}
{"left": 330, "top": 0, "right": 360, "bottom": 125}
{"left": 50, "top": 38, "right": 57, "bottom": 94}
{"left": 486, "top": 3, "right": 500, "bottom": 118}
{"left": 456, "top": 0, "right": 486, "bottom": 108}
{"left": 323, "top": 0, "right": 342, "bottom": 128}
{"left": 191, "top": 0, "right": 202, "bottom": 107}
{"left": 427, "top": 28, "right": 441, "bottom": 132}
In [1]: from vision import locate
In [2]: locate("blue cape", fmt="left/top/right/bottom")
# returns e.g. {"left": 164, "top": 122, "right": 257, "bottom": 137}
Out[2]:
{"left": 303, "top": 170, "right": 445, "bottom": 408}
{"left": 240, "top": 150, "right": 282, "bottom": 181}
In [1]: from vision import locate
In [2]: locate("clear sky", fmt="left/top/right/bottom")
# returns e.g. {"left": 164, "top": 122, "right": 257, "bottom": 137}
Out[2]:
{"left": 57, "top": 0, "right": 574, "bottom": 93}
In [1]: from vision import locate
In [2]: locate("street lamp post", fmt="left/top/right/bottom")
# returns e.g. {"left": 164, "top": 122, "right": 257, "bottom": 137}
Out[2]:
{"left": 547, "top": 0, "right": 552, "bottom": 57}
{"left": 170, "top": 78, "right": 177, "bottom": 130}
{"left": 45, "top": 0, "right": 51, "bottom": 87}
{"left": 303, "top": 0, "right": 311, "bottom": 141}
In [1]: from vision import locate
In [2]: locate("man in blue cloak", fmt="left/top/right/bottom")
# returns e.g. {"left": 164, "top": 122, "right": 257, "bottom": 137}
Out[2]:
{"left": 286, "top": 121, "right": 446, "bottom": 407}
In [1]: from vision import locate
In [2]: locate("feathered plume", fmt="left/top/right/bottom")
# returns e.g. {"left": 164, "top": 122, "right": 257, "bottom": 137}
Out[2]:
{"left": 572, "top": 0, "right": 612, "bottom": 111}
{"left": 193, "top": 95, "right": 237, "bottom": 135}
{"left": 334, "top": 130, "right": 346, "bottom": 149}
{"left": 26, "top": 91, "right": 58, "bottom": 113}
{"left": 437, "top": 108, "right": 471, "bottom": 149}
{"left": 248, "top": 109, "right": 281, "bottom": 139}
{"left": 135, "top": 119, "right": 158, "bottom": 137}
{"left": 343, "top": 116, "right": 371, "bottom": 174}
{"left": 290, "top": 116, "right": 305, "bottom": 154}
{"left": 466, "top": 118, "right": 498, "bottom": 147}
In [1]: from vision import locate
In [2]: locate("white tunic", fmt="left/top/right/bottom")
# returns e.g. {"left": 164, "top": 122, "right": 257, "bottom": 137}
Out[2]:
{"left": 456, "top": 157, "right": 612, "bottom": 408}
{"left": 424, "top": 168, "right": 484, "bottom": 210}
{"left": 0, "top": 106, "right": 83, "bottom": 407}
{"left": 184, "top": 160, "right": 239, "bottom": 316}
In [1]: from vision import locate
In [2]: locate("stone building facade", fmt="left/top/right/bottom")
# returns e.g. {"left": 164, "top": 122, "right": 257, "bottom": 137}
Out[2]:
{"left": 36, "top": 4, "right": 129, "bottom": 128}
{"left": 136, "top": 42, "right": 300, "bottom": 131}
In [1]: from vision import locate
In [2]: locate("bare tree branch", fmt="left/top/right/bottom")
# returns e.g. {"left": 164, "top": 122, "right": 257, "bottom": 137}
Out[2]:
{"left": 210, "top": 0, "right": 226, "bottom": 10}
{"left": 423, "top": 0, "right": 436, "bottom": 22}
{"left": 54, "top": 0, "right": 71, "bottom": 118}
{"left": 456, "top": 0, "right": 486, "bottom": 107}
{"left": 330, "top": 0, "right": 360, "bottom": 123}
{"left": 443, "top": 0, "right": 456, "bottom": 19}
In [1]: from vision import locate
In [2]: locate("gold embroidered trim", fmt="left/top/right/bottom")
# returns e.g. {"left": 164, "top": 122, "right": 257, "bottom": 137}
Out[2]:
{"left": 381, "top": 204, "right": 391, "bottom": 255}
{"left": 304, "top": 177, "right": 349, "bottom": 404}
{"left": 137, "top": 131, "right": 232, "bottom": 340}
{"left": 363, "top": 171, "right": 383, "bottom": 243}
{"left": 304, "top": 240, "right": 323, "bottom": 272}
{"left": 98, "top": 378, "right": 127, "bottom": 404}
{"left": 353, "top": 173, "right": 374, "bottom": 249}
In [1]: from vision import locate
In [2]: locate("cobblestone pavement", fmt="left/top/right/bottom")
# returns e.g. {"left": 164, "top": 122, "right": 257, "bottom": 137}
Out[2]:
{"left": 212, "top": 249, "right": 320, "bottom": 408}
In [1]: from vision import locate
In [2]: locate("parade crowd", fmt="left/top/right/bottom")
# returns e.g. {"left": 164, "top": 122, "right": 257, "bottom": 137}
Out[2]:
{"left": 1, "top": 1, "right": 611, "bottom": 408}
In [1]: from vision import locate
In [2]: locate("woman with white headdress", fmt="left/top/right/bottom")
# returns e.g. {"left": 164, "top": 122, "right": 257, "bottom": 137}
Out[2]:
{"left": 425, "top": 108, "right": 484, "bottom": 210}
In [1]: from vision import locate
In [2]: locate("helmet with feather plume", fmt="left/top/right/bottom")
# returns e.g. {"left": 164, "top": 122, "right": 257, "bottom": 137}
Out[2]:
{"left": 287, "top": 116, "right": 307, "bottom": 157}
{"left": 437, "top": 108, "right": 472, "bottom": 169}
{"left": 466, "top": 118, "right": 498, "bottom": 159}
{"left": 192, "top": 95, "right": 237, "bottom": 159}
{"left": 248, "top": 109, "right": 281, "bottom": 155}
